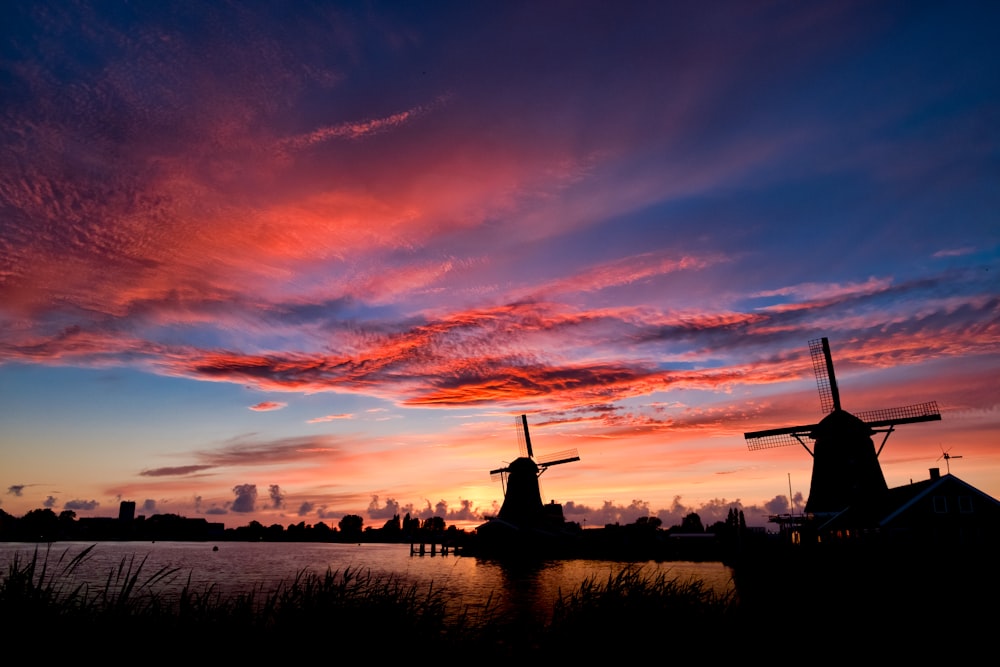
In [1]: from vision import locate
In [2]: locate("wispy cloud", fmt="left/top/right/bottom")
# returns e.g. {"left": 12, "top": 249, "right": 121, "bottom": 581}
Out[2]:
{"left": 277, "top": 97, "right": 449, "bottom": 151}
{"left": 249, "top": 401, "right": 287, "bottom": 412}
{"left": 933, "top": 247, "right": 976, "bottom": 258}
{"left": 307, "top": 413, "right": 354, "bottom": 423}
{"left": 140, "top": 465, "right": 216, "bottom": 478}
{"left": 135, "top": 435, "right": 346, "bottom": 481}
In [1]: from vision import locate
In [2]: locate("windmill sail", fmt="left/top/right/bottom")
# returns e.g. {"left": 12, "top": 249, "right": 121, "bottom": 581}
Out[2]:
{"left": 811, "top": 336, "right": 841, "bottom": 413}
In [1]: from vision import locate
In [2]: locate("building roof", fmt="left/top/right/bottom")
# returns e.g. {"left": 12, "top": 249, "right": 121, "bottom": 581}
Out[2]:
{"left": 879, "top": 471, "right": 1000, "bottom": 526}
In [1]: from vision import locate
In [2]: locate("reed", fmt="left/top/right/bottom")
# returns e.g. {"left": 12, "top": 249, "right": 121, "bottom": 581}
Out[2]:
{"left": 1, "top": 546, "right": 742, "bottom": 658}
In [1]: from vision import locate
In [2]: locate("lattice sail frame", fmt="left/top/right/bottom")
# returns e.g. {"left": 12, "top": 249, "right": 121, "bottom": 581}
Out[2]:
{"left": 745, "top": 403, "right": 941, "bottom": 451}
{"left": 491, "top": 415, "right": 580, "bottom": 477}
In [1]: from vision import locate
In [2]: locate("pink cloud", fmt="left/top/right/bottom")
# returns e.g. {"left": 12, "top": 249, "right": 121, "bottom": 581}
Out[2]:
{"left": 249, "top": 401, "right": 287, "bottom": 412}
{"left": 307, "top": 413, "right": 354, "bottom": 424}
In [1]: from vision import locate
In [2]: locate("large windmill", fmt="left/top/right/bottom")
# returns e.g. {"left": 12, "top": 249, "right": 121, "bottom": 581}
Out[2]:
{"left": 490, "top": 414, "right": 580, "bottom": 527}
{"left": 744, "top": 337, "right": 941, "bottom": 516}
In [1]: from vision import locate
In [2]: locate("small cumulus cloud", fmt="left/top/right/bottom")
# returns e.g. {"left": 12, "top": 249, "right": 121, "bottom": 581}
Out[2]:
{"left": 409, "top": 498, "right": 483, "bottom": 523}
{"left": 64, "top": 499, "right": 100, "bottom": 511}
{"left": 141, "top": 499, "right": 157, "bottom": 513}
{"left": 232, "top": 484, "right": 257, "bottom": 513}
{"left": 268, "top": 484, "right": 284, "bottom": 509}
{"left": 250, "top": 401, "right": 287, "bottom": 412}
{"left": 444, "top": 499, "right": 479, "bottom": 522}
{"left": 764, "top": 491, "right": 804, "bottom": 514}
{"left": 568, "top": 499, "right": 653, "bottom": 526}
{"left": 205, "top": 507, "right": 228, "bottom": 515}
{"left": 7, "top": 485, "right": 24, "bottom": 496}
{"left": 43, "top": 496, "right": 57, "bottom": 508}
{"left": 297, "top": 501, "right": 314, "bottom": 516}
{"left": 367, "top": 495, "right": 402, "bottom": 520}
{"left": 561, "top": 497, "right": 754, "bottom": 529}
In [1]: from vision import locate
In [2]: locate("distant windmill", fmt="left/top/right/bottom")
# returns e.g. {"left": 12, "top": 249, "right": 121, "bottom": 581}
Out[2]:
{"left": 490, "top": 414, "right": 580, "bottom": 527}
{"left": 937, "top": 445, "right": 962, "bottom": 474}
{"left": 743, "top": 337, "right": 942, "bottom": 515}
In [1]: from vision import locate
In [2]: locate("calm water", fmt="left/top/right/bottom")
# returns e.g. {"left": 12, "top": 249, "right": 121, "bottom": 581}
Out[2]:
{"left": 0, "top": 541, "right": 735, "bottom": 622}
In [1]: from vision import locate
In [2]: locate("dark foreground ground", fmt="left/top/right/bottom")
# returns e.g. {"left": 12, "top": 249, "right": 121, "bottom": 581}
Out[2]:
{"left": 2, "top": 541, "right": 996, "bottom": 661}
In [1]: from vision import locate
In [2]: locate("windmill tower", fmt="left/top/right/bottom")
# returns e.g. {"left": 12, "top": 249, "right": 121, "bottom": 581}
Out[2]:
{"left": 490, "top": 414, "right": 580, "bottom": 527}
{"left": 744, "top": 337, "right": 941, "bottom": 516}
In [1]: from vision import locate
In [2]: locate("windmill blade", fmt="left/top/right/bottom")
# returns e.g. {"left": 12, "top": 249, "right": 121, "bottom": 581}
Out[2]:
{"left": 489, "top": 465, "right": 510, "bottom": 477}
{"left": 855, "top": 401, "right": 941, "bottom": 428}
{"left": 539, "top": 455, "right": 581, "bottom": 470}
{"left": 810, "top": 337, "right": 841, "bottom": 413}
{"left": 537, "top": 449, "right": 579, "bottom": 466}
{"left": 744, "top": 424, "right": 817, "bottom": 451}
{"left": 515, "top": 414, "right": 533, "bottom": 458}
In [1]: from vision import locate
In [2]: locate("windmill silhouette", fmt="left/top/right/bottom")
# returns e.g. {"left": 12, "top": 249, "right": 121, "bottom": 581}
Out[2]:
{"left": 490, "top": 414, "right": 580, "bottom": 527}
{"left": 744, "top": 337, "right": 942, "bottom": 515}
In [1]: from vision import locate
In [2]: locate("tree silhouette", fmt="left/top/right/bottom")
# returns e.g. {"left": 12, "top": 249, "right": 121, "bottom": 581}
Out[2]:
{"left": 422, "top": 516, "right": 445, "bottom": 532}
{"left": 679, "top": 512, "right": 704, "bottom": 533}
{"left": 339, "top": 514, "right": 364, "bottom": 537}
{"left": 21, "top": 508, "right": 59, "bottom": 540}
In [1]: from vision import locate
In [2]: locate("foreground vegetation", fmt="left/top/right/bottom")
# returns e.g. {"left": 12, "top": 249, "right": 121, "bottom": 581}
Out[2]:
{"left": 1, "top": 544, "right": 738, "bottom": 659}
{"left": 2, "top": 543, "right": 992, "bottom": 660}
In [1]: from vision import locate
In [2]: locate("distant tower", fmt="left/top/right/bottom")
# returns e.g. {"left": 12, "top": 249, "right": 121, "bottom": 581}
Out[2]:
{"left": 119, "top": 500, "right": 136, "bottom": 522}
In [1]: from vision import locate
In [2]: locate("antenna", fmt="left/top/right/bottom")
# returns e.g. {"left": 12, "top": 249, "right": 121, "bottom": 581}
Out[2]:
{"left": 788, "top": 473, "right": 794, "bottom": 514}
{"left": 937, "top": 445, "right": 962, "bottom": 474}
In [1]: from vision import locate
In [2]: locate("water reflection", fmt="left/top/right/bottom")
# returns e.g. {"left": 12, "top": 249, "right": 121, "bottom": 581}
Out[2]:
{"left": 486, "top": 557, "right": 560, "bottom": 623}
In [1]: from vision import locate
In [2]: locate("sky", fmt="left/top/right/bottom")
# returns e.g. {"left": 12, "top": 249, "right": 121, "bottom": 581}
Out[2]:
{"left": 1, "top": 1, "right": 998, "bottom": 532}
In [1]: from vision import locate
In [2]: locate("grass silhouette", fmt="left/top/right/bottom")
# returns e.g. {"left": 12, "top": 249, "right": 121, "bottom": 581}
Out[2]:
{"left": 0, "top": 544, "right": 736, "bottom": 658}
{"left": 3, "top": 543, "right": 989, "bottom": 660}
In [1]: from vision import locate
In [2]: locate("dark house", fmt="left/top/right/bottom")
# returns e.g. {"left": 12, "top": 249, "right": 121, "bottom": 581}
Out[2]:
{"left": 816, "top": 467, "right": 1000, "bottom": 548}
{"left": 766, "top": 467, "right": 1000, "bottom": 554}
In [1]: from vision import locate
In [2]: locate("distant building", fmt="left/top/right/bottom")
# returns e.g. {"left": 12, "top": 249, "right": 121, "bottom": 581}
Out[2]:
{"left": 119, "top": 500, "right": 136, "bottom": 522}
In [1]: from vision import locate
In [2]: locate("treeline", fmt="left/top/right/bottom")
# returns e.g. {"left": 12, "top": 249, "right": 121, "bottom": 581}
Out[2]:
{"left": 0, "top": 507, "right": 463, "bottom": 544}
{"left": 0, "top": 505, "right": 755, "bottom": 550}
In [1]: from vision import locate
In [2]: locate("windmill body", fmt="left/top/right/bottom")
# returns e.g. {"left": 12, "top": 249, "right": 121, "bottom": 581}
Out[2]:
{"left": 805, "top": 409, "right": 888, "bottom": 514}
{"left": 496, "top": 456, "right": 545, "bottom": 525}
{"left": 744, "top": 338, "right": 941, "bottom": 519}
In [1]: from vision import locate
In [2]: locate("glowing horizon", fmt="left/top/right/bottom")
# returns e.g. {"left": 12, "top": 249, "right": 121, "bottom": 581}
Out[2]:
{"left": 1, "top": 2, "right": 998, "bottom": 532}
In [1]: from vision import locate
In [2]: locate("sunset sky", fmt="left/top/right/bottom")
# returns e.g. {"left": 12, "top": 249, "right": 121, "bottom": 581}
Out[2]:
{"left": 2, "top": 1, "right": 998, "bottom": 532}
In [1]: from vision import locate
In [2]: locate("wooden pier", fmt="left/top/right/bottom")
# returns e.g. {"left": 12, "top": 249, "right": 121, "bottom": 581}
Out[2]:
{"left": 409, "top": 541, "right": 457, "bottom": 556}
